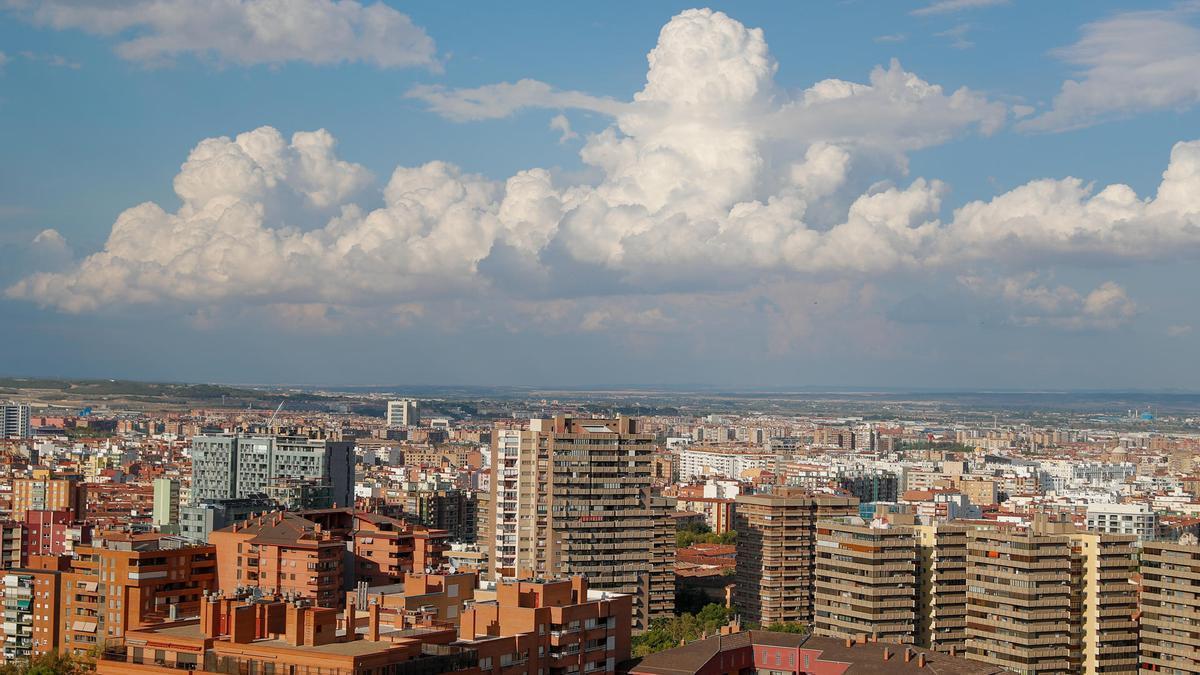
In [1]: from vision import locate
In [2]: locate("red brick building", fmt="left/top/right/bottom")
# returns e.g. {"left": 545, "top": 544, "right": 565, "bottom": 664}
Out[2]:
{"left": 210, "top": 511, "right": 345, "bottom": 609}
{"left": 21, "top": 510, "right": 92, "bottom": 564}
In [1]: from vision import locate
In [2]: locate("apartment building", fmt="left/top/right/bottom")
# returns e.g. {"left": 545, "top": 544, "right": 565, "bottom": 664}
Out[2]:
{"left": 210, "top": 511, "right": 345, "bottom": 608}
{"left": 1139, "top": 539, "right": 1200, "bottom": 674}
{"left": 60, "top": 534, "right": 217, "bottom": 656}
{"left": 0, "top": 403, "right": 30, "bottom": 440}
{"left": 734, "top": 489, "right": 859, "bottom": 625}
{"left": 301, "top": 508, "right": 450, "bottom": 584}
{"left": 0, "top": 563, "right": 62, "bottom": 664}
{"left": 966, "top": 526, "right": 1073, "bottom": 673}
{"left": 487, "top": 416, "right": 675, "bottom": 631}
{"left": 96, "top": 591, "right": 475, "bottom": 675}
{"left": 151, "top": 478, "right": 180, "bottom": 528}
{"left": 490, "top": 427, "right": 528, "bottom": 579}
{"left": 679, "top": 447, "right": 775, "bottom": 481}
{"left": 1085, "top": 502, "right": 1159, "bottom": 540}
{"left": 407, "top": 488, "right": 477, "bottom": 542}
{"left": 0, "top": 523, "right": 20, "bottom": 570}
{"left": 459, "top": 577, "right": 632, "bottom": 675}
{"left": 914, "top": 523, "right": 970, "bottom": 654}
{"left": 97, "top": 576, "right": 633, "bottom": 675}
{"left": 964, "top": 520, "right": 1138, "bottom": 675}
{"left": 190, "top": 434, "right": 353, "bottom": 508}
{"left": 212, "top": 509, "right": 449, "bottom": 607}
{"left": 11, "top": 475, "right": 83, "bottom": 521}
{"left": 813, "top": 514, "right": 918, "bottom": 644}
{"left": 178, "top": 496, "right": 277, "bottom": 544}
{"left": 21, "top": 510, "right": 91, "bottom": 562}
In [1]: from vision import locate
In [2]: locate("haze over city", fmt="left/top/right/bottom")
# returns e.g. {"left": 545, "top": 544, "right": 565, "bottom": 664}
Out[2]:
{"left": 4, "top": 1, "right": 1200, "bottom": 388}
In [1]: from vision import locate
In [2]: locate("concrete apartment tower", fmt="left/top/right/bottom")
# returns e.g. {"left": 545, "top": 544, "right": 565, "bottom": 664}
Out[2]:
{"left": 914, "top": 522, "right": 971, "bottom": 654}
{"left": 733, "top": 488, "right": 859, "bottom": 625}
{"left": 964, "top": 518, "right": 1138, "bottom": 675}
{"left": 1, "top": 402, "right": 31, "bottom": 439}
{"left": 487, "top": 416, "right": 675, "bottom": 631}
{"left": 190, "top": 434, "right": 354, "bottom": 508}
{"left": 386, "top": 399, "right": 419, "bottom": 427}
{"left": 813, "top": 511, "right": 919, "bottom": 644}
{"left": 1138, "top": 536, "right": 1200, "bottom": 674}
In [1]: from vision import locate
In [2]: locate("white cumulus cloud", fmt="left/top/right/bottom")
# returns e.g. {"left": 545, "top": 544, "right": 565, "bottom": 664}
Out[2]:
{"left": 11, "top": 8, "right": 1200, "bottom": 321}
{"left": 6, "top": 0, "right": 438, "bottom": 69}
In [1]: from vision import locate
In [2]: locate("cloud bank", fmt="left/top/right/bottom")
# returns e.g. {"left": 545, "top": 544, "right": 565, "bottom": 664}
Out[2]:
{"left": 10, "top": 8, "right": 1200, "bottom": 336}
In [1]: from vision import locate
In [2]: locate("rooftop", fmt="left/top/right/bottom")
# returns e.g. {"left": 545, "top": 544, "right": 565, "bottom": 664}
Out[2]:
{"left": 630, "top": 633, "right": 1005, "bottom": 675}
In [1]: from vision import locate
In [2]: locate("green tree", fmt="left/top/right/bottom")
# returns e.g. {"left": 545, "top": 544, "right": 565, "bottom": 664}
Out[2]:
{"left": 676, "top": 522, "right": 737, "bottom": 548}
{"left": 0, "top": 652, "right": 88, "bottom": 675}
{"left": 632, "top": 603, "right": 736, "bottom": 657}
{"left": 762, "top": 621, "right": 808, "bottom": 634}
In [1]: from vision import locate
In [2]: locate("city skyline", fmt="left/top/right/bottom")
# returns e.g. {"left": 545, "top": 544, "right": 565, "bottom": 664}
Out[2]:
{"left": 4, "top": 1, "right": 1200, "bottom": 388}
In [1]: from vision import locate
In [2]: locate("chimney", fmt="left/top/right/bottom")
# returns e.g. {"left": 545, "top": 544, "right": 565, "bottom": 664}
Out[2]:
{"left": 200, "top": 595, "right": 221, "bottom": 638}
{"left": 367, "top": 602, "right": 381, "bottom": 642}
{"left": 883, "top": 647, "right": 891, "bottom": 661}
{"left": 918, "top": 653, "right": 926, "bottom": 668}
{"left": 344, "top": 599, "right": 358, "bottom": 640}
{"left": 870, "top": 634, "right": 878, "bottom": 643}
{"left": 950, "top": 645, "right": 956, "bottom": 657}
{"left": 905, "top": 648, "right": 913, "bottom": 663}
{"left": 845, "top": 637, "right": 853, "bottom": 648}
{"left": 230, "top": 604, "right": 256, "bottom": 644}
{"left": 285, "top": 602, "right": 306, "bottom": 647}
{"left": 857, "top": 634, "right": 866, "bottom": 645}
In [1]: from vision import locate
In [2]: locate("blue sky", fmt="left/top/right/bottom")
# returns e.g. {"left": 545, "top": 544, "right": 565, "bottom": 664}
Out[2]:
{"left": 2, "top": 0, "right": 1200, "bottom": 389}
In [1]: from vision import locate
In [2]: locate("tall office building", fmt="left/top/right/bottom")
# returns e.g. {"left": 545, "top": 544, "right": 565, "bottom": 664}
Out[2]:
{"left": 734, "top": 488, "right": 859, "bottom": 625}
{"left": 1138, "top": 538, "right": 1200, "bottom": 674}
{"left": 386, "top": 399, "right": 419, "bottom": 427}
{"left": 487, "top": 416, "right": 674, "bottom": 631}
{"left": 964, "top": 520, "right": 1138, "bottom": 675}
{"left": 151, "top": 478, "right": 181, "bottom": 528}
{"left": 1, "top": 403, "right": 30, "bottom": 439}
{"left": 190, "top": 434, "right": 353, "bottom": 508}
{"left": 813, "top": 513, "right": 918, "bottom": 644}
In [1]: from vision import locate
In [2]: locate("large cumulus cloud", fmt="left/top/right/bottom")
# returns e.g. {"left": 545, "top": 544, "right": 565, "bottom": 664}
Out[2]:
{"left": 10, "top": 9, "right": 1200, "bottom": 319}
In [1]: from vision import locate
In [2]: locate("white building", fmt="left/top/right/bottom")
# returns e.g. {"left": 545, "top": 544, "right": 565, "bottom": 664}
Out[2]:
{"left": 679, "top": 447, "right": 775, "bottom": 480}
{"left": 386, "top": 399, "right": 419, "bottom": 427}
{"left": 1086, "top": 502, "right": 1159, "bottom": 539}
{"left": 1, "top": 402, "right": 30, "bottom": 439}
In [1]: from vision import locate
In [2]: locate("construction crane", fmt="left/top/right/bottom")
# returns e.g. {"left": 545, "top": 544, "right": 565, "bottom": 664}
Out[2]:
{"left": 267, "top": 401, "right": 285, "bottom": 428}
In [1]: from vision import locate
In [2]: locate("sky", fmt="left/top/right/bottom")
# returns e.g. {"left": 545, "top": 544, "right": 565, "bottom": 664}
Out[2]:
{"left": 3, "top": 0, "right": 1200, "bottom": 389}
